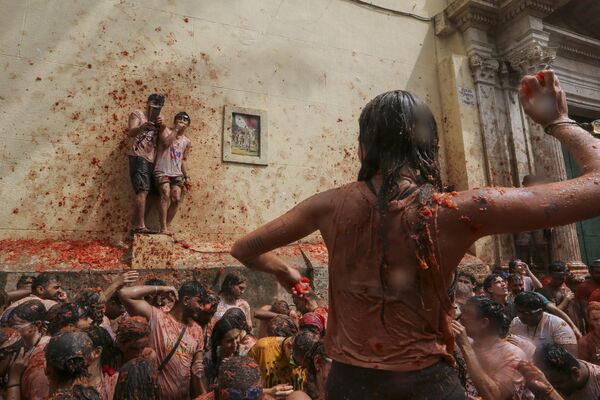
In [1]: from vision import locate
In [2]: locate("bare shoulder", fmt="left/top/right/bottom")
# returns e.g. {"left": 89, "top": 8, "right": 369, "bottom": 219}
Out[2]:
{"left": 286, "top": 391, "right": 312, "bottom": 400}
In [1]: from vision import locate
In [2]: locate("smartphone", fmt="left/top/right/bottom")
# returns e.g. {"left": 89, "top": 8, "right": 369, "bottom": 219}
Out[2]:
{"left": 148, "top": 105, "right": 162, "bottom": 123}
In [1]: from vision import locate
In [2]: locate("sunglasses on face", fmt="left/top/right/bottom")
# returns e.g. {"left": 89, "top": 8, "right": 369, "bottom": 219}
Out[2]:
{"left": 177, "top": 115, "right": 190, "bottom": 122}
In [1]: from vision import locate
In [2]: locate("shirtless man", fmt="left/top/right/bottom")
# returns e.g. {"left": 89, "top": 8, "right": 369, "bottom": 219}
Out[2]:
{"left": 128, "top": 93, "right": 165, "bottom": 234}
{"left": 154, "top": 112, "right": 192, "bottom": 235}
{"left": 230, "top": 71, "right": 600, "bottom": 399}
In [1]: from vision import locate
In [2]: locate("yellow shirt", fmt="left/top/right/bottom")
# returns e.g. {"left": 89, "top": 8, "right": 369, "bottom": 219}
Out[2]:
{"left": 248, "top": 337, "right": 306, "bottom": 390}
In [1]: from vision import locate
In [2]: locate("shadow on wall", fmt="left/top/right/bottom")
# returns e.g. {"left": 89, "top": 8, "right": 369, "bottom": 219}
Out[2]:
{"left": 1, "top": 0, "right": 323, "bottom": 242}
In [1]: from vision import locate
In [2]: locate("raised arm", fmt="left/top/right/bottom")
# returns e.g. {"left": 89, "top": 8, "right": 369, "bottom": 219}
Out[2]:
{"left": 103, "top": 271, "right": 139, "bottom": 302}
{"left": 440, "top": 71, "right": 600, "bottom": 246}
{"left": 230, "top": 190, "right": 333, "bottom": 291}
{"left": 119, "top": 285, "right": 177, "bottom": 320}
{"left": 159, "top": 126, "right": 178, "bottom": 146}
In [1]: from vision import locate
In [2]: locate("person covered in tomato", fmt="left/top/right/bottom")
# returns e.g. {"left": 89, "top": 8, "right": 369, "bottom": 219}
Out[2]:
{"left": 231, "top": 70, "right": 600, "bottom": 399}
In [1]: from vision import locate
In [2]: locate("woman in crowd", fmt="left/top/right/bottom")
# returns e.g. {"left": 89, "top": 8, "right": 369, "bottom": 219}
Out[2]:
{"left": 84, "top": 326, "right": 119, "bottom": 400}
{"left": 221, "top": 307, "right": 256, "bottom": 356}
{"left": 202, "top": 314, "right": 243, "bottom": 389}
{"left": 214, "top": 272, "right": 253, "bottom": 331}
{"left": 113, "top": 357, "right": 160, "bottom": 400}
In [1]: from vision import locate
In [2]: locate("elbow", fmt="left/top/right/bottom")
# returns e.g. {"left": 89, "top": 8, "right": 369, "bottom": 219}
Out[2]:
{"left": 230, "top": 241, "right": 247, "bottom": 263}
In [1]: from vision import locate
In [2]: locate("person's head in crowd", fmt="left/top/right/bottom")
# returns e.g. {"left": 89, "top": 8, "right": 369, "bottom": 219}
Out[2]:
{"left": 490, "top": 267, "right": 509, "bottom": 279}
{"left": 220, "top": 271, "right": 248, "bottom": 301}
{"left": 216, "top": 356, "right": 263, "bottom": 400}
{"left": 299, "top": 339, "right": 331, "bottom": 400}
{"left": 271, "top": 300, "right": 291, "bottom": 316}
{"left": 32, "top": 273, "right": 63, "bottom": 302}
{"left": 548, "top": 261, "right": 569, "bottom": 288}
{"left": 507, "top": 273, "right": 525, "bottom": 296}
{"left": 483, "top": 273, "right": 508, "bottom": 301}
{"left": 0, "top": 327, "right": 24, "bottom": 378}
{"left": 299, "top": 312, "right": 325, "bottom": 336}
{"left": 17, "top": 274, "right": 35, "bottom": 291}
{"left": 461, "top": 297, "right": 511, "bottom": 340}
{"left": 48, "top": 385, "right": 101, "bottom": 400}
{"left": 206, "top": 289, "right": 221, "bottom": 316}
{"left": 45, "top": 330, "right": 95, "bottom": 392}
{"left": 290, "top": 331, "right": 321, "bottom": 371}
{"left": 105, "top": 294, "right": 125, "bottom": 320}
{"left": 268, "top": 315, "right": 298, "bottom": 338}
{"left": 222, "top": 307, "right": 251, "bottom": 336}
{"left": 143, "top": 278, "right": 168, "bottom": 308}
{"left": 589, "top": 260, "right": 600, "bottom": 284}
{"left": 85, "top": 325, "right": 117, "bottom": 370}
{"left": 454, "top": 282, "right": 474, "bottom": 307}
{"left": 46, "top": 303, "right": 86, "bottom": 335}
{"left": 514, "top": 292, "right": 545, "bottom": 327}
{"left": 292, "top": 289, "right": 320, "bottom": 314}
{"left": 9, "top": 299, "right": 46, "bottom": 346}
{"left": 174, "top": 280, "right": 213, "bottom": 326}
{"left": 113, "top": 357, "right": 160, "bottom": 400}
{"left": 173, "top": 112, "right": 191, "bottom": 133}
{"left": 534, "top": 344, "right": 586, "bottom": 396}
{"left": 146, "top": 93, "right": 165, "bottom": 117}
{"left": 473, "top": 282, "right": 485, "bottom": 297}
{"left": 210, "top": 315, "right": 243, "bottom": 379}
{"left": 587, "top": 302, "right": 600, "bottom": 333}
{"left": 457, "top": 271, "right": 477, "bottom": 291}
{"left": 116, "top": 316, "right": 151, "bottom": 363}
{"left": 508, "top": 259, "right": 528, "bottom": 275}
{"left": 76, "top": 289, "right": 106, "bottom": 327}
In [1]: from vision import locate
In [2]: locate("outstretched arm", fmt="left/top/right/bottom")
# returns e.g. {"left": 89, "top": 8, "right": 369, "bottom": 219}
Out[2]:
{"left": 230, "top": 191, "right": 333, "bottom": 291}
{"left": 103, "top": 271, "right": 139, "bottom": 302}
{"left": 119, "top": 285, "right": 178, "bottom": 320}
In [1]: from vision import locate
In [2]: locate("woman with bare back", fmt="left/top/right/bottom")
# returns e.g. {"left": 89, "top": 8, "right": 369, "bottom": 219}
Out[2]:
{"left": 231, "top": 70, "right": 600, "bottom": 399}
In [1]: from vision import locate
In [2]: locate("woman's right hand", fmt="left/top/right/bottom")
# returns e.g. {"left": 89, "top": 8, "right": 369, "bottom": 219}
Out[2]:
{"left": 518, "top": 70, "right": 569, "bottom": 128}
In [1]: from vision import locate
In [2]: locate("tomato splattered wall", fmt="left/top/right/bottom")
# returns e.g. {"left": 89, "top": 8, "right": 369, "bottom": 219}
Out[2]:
{"left": 0, "top": 1, "right": 447, "bottom": 246}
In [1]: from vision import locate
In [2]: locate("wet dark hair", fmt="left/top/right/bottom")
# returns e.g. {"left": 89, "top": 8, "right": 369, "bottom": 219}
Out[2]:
{"left": 467, "top": 296, "right": 511, "bottom": 338}
{"left": 222, "top": 307, "right": 251, "bottom": 334}
{"left": 178, "top": 280, "right": 209, "bottom": 304}
{"left": 46, "top": 330, "right": 93, "bottom": 383}
{"left": 270, "top": 300, "right": 291, "bottom": 316}
{"left": 508, "top": 259, "right": 521, "bottom": 271}
{"left": 47, "top": 303, "right": 80, "bottom": 336}
{"left": 210, "top": 314, "right": 245, "bottom": 377}
{"left": 220, "top": 271, "right": 247, "bottom": 297}
{"left": 147, "top": 93, "right": 164, "bottom": 106}
{"left": 534, "top": 344, "right": 580, "bottom": 374}
{"left": 507, "top": 273, "right": 523, "bottom": 285}
{"left": 514, "top": 292, "right": 544, "bottom": 312}
{"left": 490, "top": 267, "right": 509, "bottom": 279}
{"left": 32, "top": 273, "right": 59, "bottom": 292}
{"left": 174, "top": 111, "right": 191, "bottom": 124}
{"left": 357, "top": 91, "right": 441, "bottom": 324}
{"left": 114, "top": 357, "right": 160, "bottom": 400}
{"left": 17, "top": 274, "right": 35, "bottom": 289}
{"left": 483, "top": 273, "right": 503, "bottom": 293}
{"left": 116, "top": 316, "right": 150, "bottom": 345}
{"left": 218, "top": 356, "right": 262, "bottom": 392}
{"left": 48, "top": 385, "right": 101, "bottom": 400}
{"left": 144, "top": 278, "right": 167, "bottom": 286}
{"left": 549, "top": 261, "right": 568, "bottom": 274}
{"left": 12, "top": 299, "right": 46, "bottom": 324}
{"left": 268, "top": 315, "right": 298, "bottom": 338}
{"left": 108, "top": 293, "right": 121, "bottom": 306}
{"left": 76, "top": 289, "right": 105, "bottom": 326}
{"left": 457, "top": 271, "right": 477, "bottom": 286}
{"left": 302, "top": 339, "right": 327, "bottom": 399}
{"left": 85, "top": 326, "right": 117, "bottom": 367}
{"left": 292, "top": 330, "right": 320, "bottom": 367}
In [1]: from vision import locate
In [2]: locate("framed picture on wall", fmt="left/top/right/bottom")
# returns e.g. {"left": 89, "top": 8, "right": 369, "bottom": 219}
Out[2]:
{"left": 222, "top": 106, "right": 268, "bottom": 166}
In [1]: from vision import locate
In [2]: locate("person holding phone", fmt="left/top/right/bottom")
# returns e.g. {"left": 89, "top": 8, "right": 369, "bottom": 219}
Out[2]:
{"left": 127, "top": 93, "right": 165, "bottom": 234}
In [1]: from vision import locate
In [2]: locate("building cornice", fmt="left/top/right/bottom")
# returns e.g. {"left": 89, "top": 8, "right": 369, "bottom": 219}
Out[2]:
{"left": 546, "top": 24, "right": 600, "bottom": 66}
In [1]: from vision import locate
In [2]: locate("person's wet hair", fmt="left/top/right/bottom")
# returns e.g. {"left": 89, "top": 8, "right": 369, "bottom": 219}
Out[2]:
{"left": 467, "top": 296, "right": 511, "bottom": 338}
{"left": 302, "top": 339, "right": 327, "bottom": 399}
{"left": 47, "top": 303, "right": 80, "bottom": 336}
{"left": 76, "top": 289, "right": 104, "bottom": 326}
{"left": 210, "top": 314, "right": 244, "bottom": 375}
{"left": 144, "top": 278, "right": 167, "bottom": 287}
{"left": 548, "top": 261, "right": 568, "bottom": 274}
{"left": 457, "top": 271, "right": 477, "bottom": 286}
{"left": 508, "top": 259, "right": 522, "bottom": 272}
{"left": 534, "top": 344, "right": 579, "bottom": 374}
{"left": 17, "top": 274, "right": 35, "bottom": 289}
{"left": 174, "top": 111, "right": 191, "bottom": 124}
{"left": 222, "top": 307, "right": 251, "bottom": 334}
{"left": 220, "top": 271, "right": 247, "bottom": 297}
{"left": 48, "top": 385, "right": 101, "bottom": 400}
{"left": 267, "top": 315, "right": 298, "bottom": 338}
{"left": 514, "top": 291, "right": 544, "bottom": 312}
{"left": 11, "top": 299, "right": 46, "bottom": 328}
{"left": 292, "top": 330, "right": 320, "bottom": 368}
{"left": 114, "top": 357, "right": 160, "bottom": 400}
{"left": 85, "top": 325, "right": 117, "bottom": 368}
{"left": 178, "top": 280, "right": 209, "bottom": 303}
{"left": 506, "top": 273, "right": 523, "bottom": 285}
{"left": 147, "top": 93, "right": 164, "bottom": 107}
{"left": 32, "top": 273, "right": 59, "bottom": 292}
{"left": 270, "top": 300, "right": 291, "bottom": 316}
{"left": 46, "top": 330, "right": 94, "bottom": 384}
{"left": 217, "top": 356, "right": 263, "bottom": 398}
{"left": 116, "top": 316, "right": 150, "bottom": 345}
{"left": 482, "top": 273, "right": 503, "bottom": 293}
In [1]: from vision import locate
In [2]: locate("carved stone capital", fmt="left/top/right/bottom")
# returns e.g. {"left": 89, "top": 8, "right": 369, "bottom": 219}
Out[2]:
{"left": 469, "top": 53, "right": 500, "bottom": 84}
{"left": 446, "top": 0, "right": 499, "bottom": 32}
{"left": 507, "top": 42, "right": 556, "bottom": 76}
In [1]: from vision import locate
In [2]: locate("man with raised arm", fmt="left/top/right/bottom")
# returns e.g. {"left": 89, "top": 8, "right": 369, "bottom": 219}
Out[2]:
{"left": 230, "top": 70, "right": 600, "bottom": 399}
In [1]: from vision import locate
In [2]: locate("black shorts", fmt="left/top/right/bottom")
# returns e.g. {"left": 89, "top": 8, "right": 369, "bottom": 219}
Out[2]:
{"left": 326, "top": 360, "right": 466, "bottom": 400}
{"left": 129, "top": 156, "right": 158, "bottom": 195}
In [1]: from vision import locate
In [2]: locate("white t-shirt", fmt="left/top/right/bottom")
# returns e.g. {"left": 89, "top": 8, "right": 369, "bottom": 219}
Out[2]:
{"left": 567, "top": 360, "right": 600, "bottom": 400}
{"left": 509, "top": 312, "right": 577, "bottom": 348}
{"left": 473, "top": 339, "right": 527, "bottom": 399}
{"left": 523, "top": 276, "right": 534, "bottom": 292}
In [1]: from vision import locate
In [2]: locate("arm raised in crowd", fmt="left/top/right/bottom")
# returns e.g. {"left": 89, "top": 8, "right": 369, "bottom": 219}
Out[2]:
{"left": 436, "top": 71, "right": 600, "bottom": 264}
{"left": 103, "top": 271, "right": 139, "bottom": 303}
{"left": 119, "top": 285, "right": 178, "bottom": 320}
